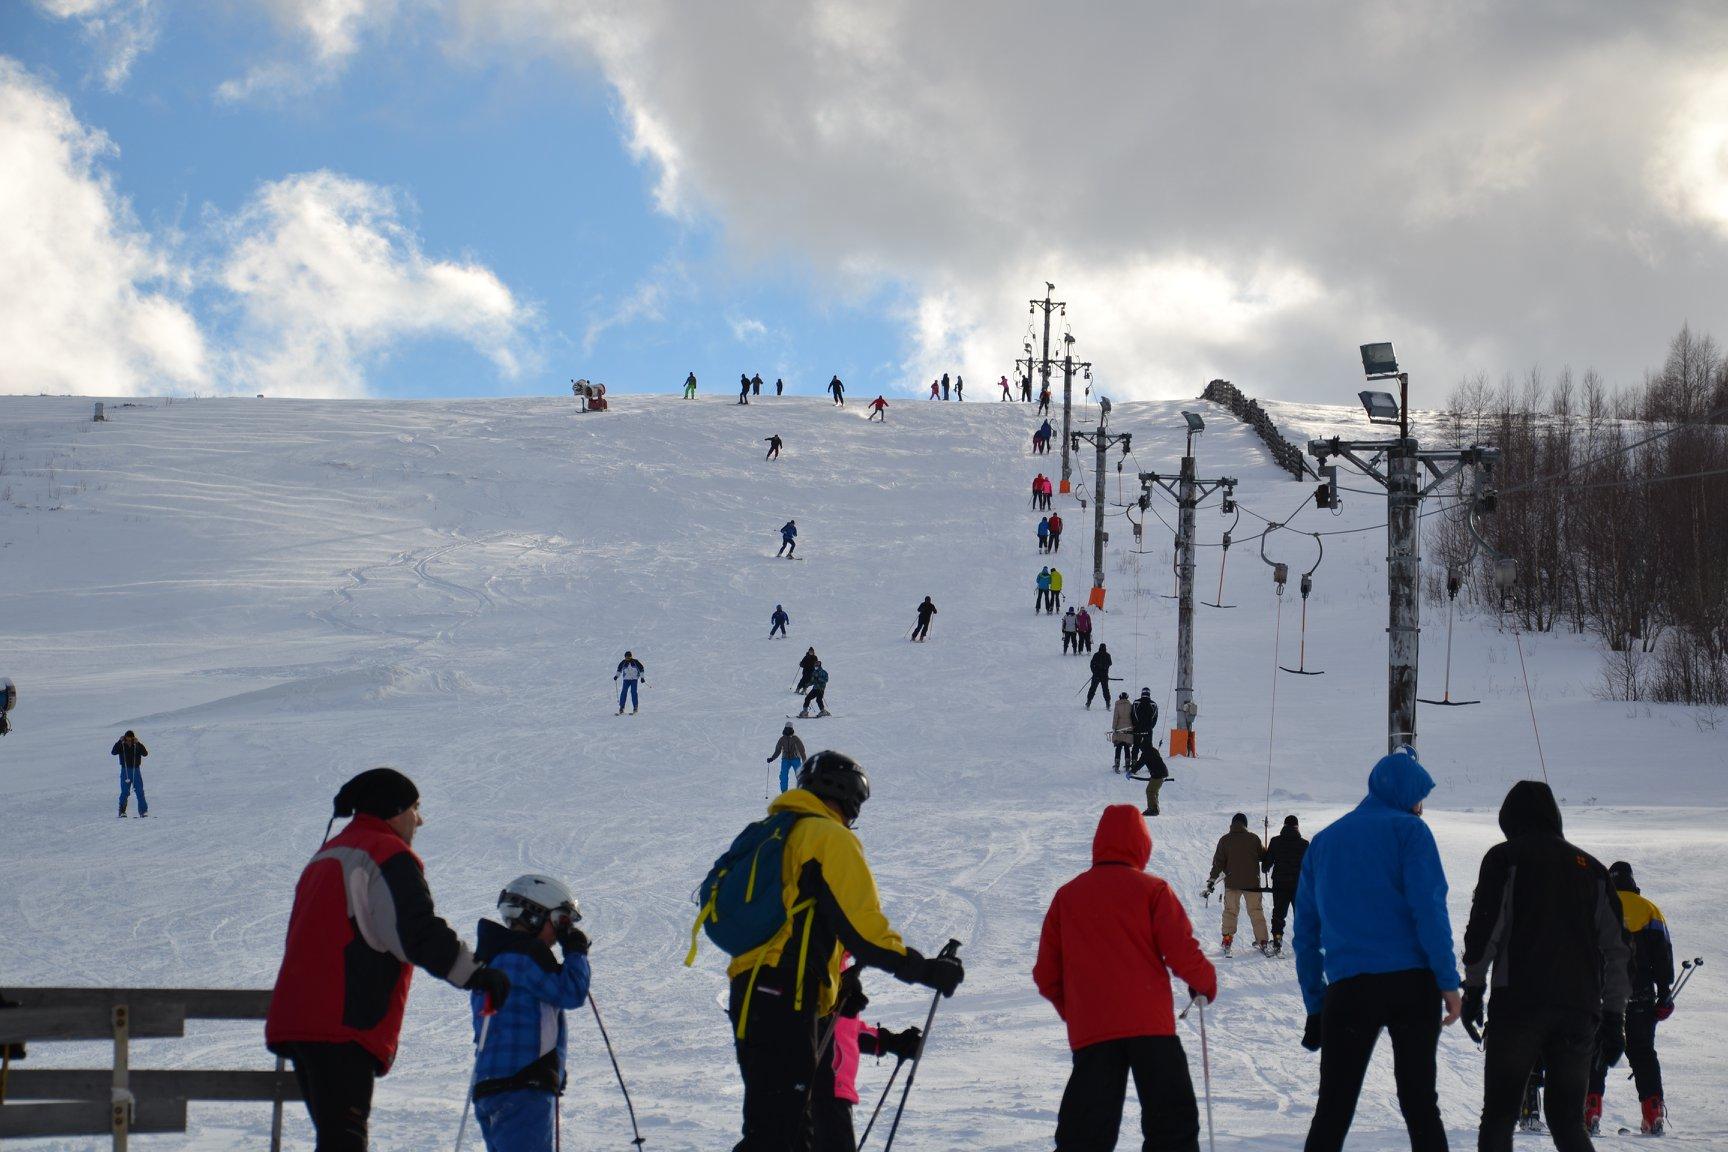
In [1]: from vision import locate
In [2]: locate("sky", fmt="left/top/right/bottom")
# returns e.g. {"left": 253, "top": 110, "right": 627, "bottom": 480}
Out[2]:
{"left": 3, "top": 1, "right": 1728, "bottom": 403}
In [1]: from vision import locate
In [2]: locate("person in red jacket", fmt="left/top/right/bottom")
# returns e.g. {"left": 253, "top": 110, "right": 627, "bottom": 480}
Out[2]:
{"left": 1047, "top": 511, "right": 1064, "bottom": 553}
{"left": 1034, "top": 804, "right": 1217, "bottom": 1151}
{"left": 867, "top": 395, "right": 890, "bottom": 422}
{"left": 266, "top": 768, "right": 509, "bottom": 1152}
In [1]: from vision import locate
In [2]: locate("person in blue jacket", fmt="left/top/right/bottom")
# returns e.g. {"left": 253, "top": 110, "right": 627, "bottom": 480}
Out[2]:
{"left": 613, "top": 652, "right": 645, "bottom": 714}
{"left": 469, "top": 874, "right": 591, "bottom": 1152}
{"left": 1036, "top": 566, "right": 1053, "bottom": 613}
{"left": 1293, "top": 746, "right": 1462, "bottom": 1152}
{"left": 770, "top": 604, "right": 790, "bottom": 638}
{"left": 778, "top": 520, "right": 798, "bottom": 558}
{"left": 1037, "top": 516, "right": 1052, "bottom": 553}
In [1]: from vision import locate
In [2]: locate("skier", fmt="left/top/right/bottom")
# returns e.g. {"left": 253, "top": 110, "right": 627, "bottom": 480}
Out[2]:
{"left": 1034, "top": 805, "right": 1217, "bottom": 1151}
{"left": 752, "top": 373, "right": 763, "bottom": 396}
{"left": 867, "top": 395, "right": 889, "bottom": 422}
{"left": 1460, "top": 780, "right": 1631, "bottom": 1152}
{"left": 1294, "top": 747, "right": 1461, "bottom": 1152}
{"left": 778, "top": 519, "right": 798, "bottom": 558}
{"left": 1000, "top": 375, "right": 1012, "bottom": 401}
{"left": 267, "top": 768, "right": 507, "bottom": 1152}
{"left": 1048, "top": 511, "right": 1064, "bottom": 553}
{"left": 929, "top": 379, "right": 940, "bottom": 400}
{"left": 1085, "top": 644, "right": 1112, "bottom": 707}
{"left": 910, "top": 596, "right": 937, "bottom": 642}
{"left": 1110, "top": 691, "right": 1134, "bottom": 773}
{"left": 1587, "top": 861, "right": 1674, "bottom": 1136}
{"left": 799, "top": 663, "right": 830, "bottom": 717}
{"left": 954, "top": 375, "right": 963, "bottom": 401}
{"left": 1133, "top": 723, "right": 1170, "bottom": 817}
{"left": 468, "top": 875, "right": 591, "bottom": 1152}
{"left": 1037, "top": 419, "right": 1055, "bottom": 453}
{"left": 739, "top": 374, "right": 752, "bottom": 405}
{"left": 795, "top": 647, "right": 820, "bottom": 693}
{"left": 1061, "top": 607, "right": 1079, "bottom": 654}
{"left": 684, "top": 371, "right": 698, "bottom": 399}
{"left": 940, "top": 373, "right": 950, "bottom": 400}
{"left": 775, "top": 378, "right": 785, "bottom": 397}
{"left": 812, "top": 964, "right": 923, "bottom": 1152}
{"left": 1021, "top": 373, "right": 1033, "bottom": 402}
{"left": 1036, "top": 566, "right": 1053, "bottom": 614}
{"left": 1075, "top": 607, "right": 1093, "bottom": 653}
{"left": 1042, "top": 475, "right": 1055, "bottom": 509}
{"left": 766, "top": 723, "right": 806, "bottom": 793}
{"left": 1030, "top": 474, "right": 1043, "bottom": 507}
{"left": 614, "top": 651, "right": 645, "bottom": 714}
{"left": 1037, "top": 516, "right": 1052, "bottom": 553}
{"left": 1048, "top": 566, "right": 1064, "bottom": 611}
{"left": 770, "top": 604, "right": 790, "bottom": 638}
{"left": 1259, "top": 816, "right": 1308, "bottom": 956}
{"left": 1032, "top": 428, "right": 1047, "bottom": 455}
{"left": 721, "top": 752, "right": 964, "bottom": 1146}
{"left": 765, "top": 434, "right": 783, "bottom": 460}
{"left": 1038, "top": 388, "right": 1052, "bottom": 415}
{"left": 112, "top": 729, "right": 148, "bottom": 818}
{"left": 829, "top": 375, "right": 845, "bottom": 406}
{"left": 1204, "top": 814, "right": 1270, "bottom": 956}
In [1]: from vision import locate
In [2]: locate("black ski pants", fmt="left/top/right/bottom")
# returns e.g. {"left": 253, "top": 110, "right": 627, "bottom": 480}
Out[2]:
{"left": 1054, "top": 1034, "right": 1199, "bottom": 1152}
{"left": 1589, "top": 1000, "right": 1661, "bottom": 1102}
{"left": 729, "top": 971, "right": 820, "bottom": 1152}
{"left": 1086, "top": 675, "right": 1110, "bottom": 706}
{"left": 1479, "top": 1003, "right": 1596, "bottom": 1152}
{"left": 281, "top": 1041, "right": 377, "bottom": 1152}
{"left": 802, "top": 686, "right": 826, "bottom": 713}
{"left": 812, "top": 1096, "right": 857, "bottom": 1152}
{"left": 1304, "top": 969, "right": 1447, "bottom": 1152}
{"left": 1270, "top": 886, "right": 1295, "bottom": 939}
{"left": 911, "top": 617, "right": 932, "bottom": 641}
{"left": 1036, "top": 589, "right": 1050, "bottom": 612}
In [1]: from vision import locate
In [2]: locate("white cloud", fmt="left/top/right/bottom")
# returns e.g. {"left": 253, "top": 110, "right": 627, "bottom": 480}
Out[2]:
{"left": 217, "top": 170, "right": 532, "bottom": 397}
{"left": 730, "top": 316, "right": 767, "bottom": 343}
{"left": 30, "top": 0, "right": 159, "bottom": 90}
{"left": 0, "top": 57, "right": 206, "bottom": 395}
{"left": 216, "top": 0, "right": 406, "bottom": 102}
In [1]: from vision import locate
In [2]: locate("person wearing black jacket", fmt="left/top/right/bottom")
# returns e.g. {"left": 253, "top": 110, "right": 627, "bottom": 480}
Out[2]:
{"left": 1587, "top": 861, "right": 1675, "bottom": 1136}
{"left": 1128, "top": 689, "right": 1166, "bottom": 815}
{"left": 1260, "top": 816, "right": 1308, "bottom": 955}
{"left": 1084, "top": 645, "right": 1113, "bottom": 709}
{"left": 795, "top": 647, "right": 820, "bottom": 693}
{"left": 765, "top": 435, "right": 783, "bottom": 460}
{"left": 1461, "top": 780, "right": 1631, "bottom": 1152}
{"left": 910, "top": 597, "right": 937, "bottom": 642}
{"left": 112, "top": 730, "right": 149, "bottom": 817}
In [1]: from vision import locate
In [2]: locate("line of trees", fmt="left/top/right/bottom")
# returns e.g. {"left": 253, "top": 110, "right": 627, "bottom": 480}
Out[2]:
{"left": 1428, "top": 325, "right": 1728, "bottom": 706}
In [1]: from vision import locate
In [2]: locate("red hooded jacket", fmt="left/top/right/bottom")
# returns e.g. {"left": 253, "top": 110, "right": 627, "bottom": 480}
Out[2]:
{"left": 1033, "top": 805, "right": 1217, "bottom": 1049}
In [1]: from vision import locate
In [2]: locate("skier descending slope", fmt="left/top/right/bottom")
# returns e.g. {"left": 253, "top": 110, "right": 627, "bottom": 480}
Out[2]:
{"left": 1460, "top": 780, "right": 1630, "bottom": 1152}
{"left": 468, "top": 875, "right": 592, "bottom": 1152}
{"left": 867, "top": 395, "right": 889, "bottom": 422}
{"left": 267, "top": 769, "right": 508, "bottom": 1152}
{"left": 1588, "top": 861, "right": 1676, "bottom": 1136}
{"left": 799, "top": 663, "right": 831, "bottom": 717}
{"left": 765, "top": 435, "right": 784, "bottom": 460}
{"left": 684, "top": 371, "right": 698, "bottom": 398}
{"left": 740, "top": 374, "right": 752, "bottom": 405}
{"left": 767, "top": 724, "right": 806, "bottom": 793}
{"left": 910, "top": 596, "right": 937, "bottom": 641}
{"left": 770, "top": 605, "right": 790, "bottom": 638}
{"left": 812, "top": 964, "right": 923, "bottom": 1152}
{"left": 614, "top": 652, "right": 645, "bottom": 714}
{"left": 1034, "top": 804, "right": 1217, "bottom": 1151}
{"left": 1294, "top": 747, "right": 1461, "bottom": 1152}
{"left": 1259, "top": 816, "right": 1308, "bottom": 956}
{"left": 1204, "top": 814, "right": 1270, "bottom": 957}
{"left": 795, "top": 647, "right": 820, "bottom": 693}
{"left": 779, "top": 520, "right": 799, "bottom": 558}
{"left": 829, "top": 376, "right": 846, "bottom": 406}
{"left": 112, "top": 729, "right": 148, "bottom": 817}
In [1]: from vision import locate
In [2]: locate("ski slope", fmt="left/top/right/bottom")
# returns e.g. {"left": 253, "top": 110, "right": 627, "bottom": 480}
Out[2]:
{"left": 1, "top": 392, "right": 1723, "bottom": 1150}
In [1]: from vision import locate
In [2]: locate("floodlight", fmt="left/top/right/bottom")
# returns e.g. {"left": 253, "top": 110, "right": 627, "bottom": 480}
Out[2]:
{"left": 1358, "top": 391, "right": 1400, "bottom": 424}
{"left": 1360, "top": 342, "right": 1399, "bottom": 379}
{"left": 1181, "top": 411, "right": 1205, "bottom": 433}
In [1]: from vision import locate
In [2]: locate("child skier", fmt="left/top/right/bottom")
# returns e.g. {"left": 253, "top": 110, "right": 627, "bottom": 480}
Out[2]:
{"left": 613, "top": 652, "right": 645, "bottom": 714}
{"left": 112, "top": 729, "right": 149, "bottom": 817}
{"left": 799, "top": 664, "right": 831, "bottom": 717}
{"left": 1000, "top": 375, "right": 1012, "bottom": 400}
{"left": 813, "top": 965, "right": 923, "bottom": 1151}
{"left": 766, "top": 723, "right": 806, "bottom": 792}
{"left": 770, "top": 605, "right": 790, "bottom": 638}
{"left": 910, "top": 596, "right": 937, "bottom": 642}
{"left": 778, "top": 520, "right": 798, "bottom": 557}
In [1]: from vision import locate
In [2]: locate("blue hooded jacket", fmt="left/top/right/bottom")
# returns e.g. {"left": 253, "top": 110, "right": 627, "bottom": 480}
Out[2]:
{"left": 469, "top": 919, "right": 591, "bottom": 1095}
{"left": 1293, "top": 751, "right": 1459, "bottom": 1014}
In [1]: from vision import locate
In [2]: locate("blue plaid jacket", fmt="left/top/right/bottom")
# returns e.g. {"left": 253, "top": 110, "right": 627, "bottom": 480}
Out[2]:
{"left": 469, "top": 919, "right": 591, "bottom": 1094}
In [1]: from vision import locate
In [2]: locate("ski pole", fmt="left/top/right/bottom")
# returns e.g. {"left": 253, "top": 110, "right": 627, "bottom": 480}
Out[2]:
{"left": 883, "top": 939, "right": 961, "bottom": 1152}
{"left": 589, "top": 995, "right": 647, "bottom": 1148}
{"left": 857, "top": 1056, "right": 903, "bottom": 1150}
{"left": 454, "top": 996, "right": 497, "bottom": 1152}
{"left": 1179, "top": 994, "right": 1217, "bottom": 1152}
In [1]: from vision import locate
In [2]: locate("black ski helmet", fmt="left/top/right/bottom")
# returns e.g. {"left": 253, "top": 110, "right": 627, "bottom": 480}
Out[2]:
{"left": 783, "top": 723, "right": 794, "bottom": 735}
{"left": 797, "top": 750, "right": 870, "bottom": 824}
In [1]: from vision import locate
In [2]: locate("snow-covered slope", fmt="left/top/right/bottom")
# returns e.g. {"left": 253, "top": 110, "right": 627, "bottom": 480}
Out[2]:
{"left": 2, "top": 393, "right": 1722, "bottom": 1149}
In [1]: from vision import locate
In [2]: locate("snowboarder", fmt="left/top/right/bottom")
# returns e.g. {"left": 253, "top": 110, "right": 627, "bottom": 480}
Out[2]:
{"left": 1038, "top": 516, "right": 1052, "bottom": 553}
{"left": 468, "top": 875, "right": 591, "bottom": 1152}
{"left": 614, "top": 651, "right": 645, "bottom": 714}
{"left": 866, "top": 395, "right": 889, "bottom": 422}
{"left": 775, "top": 378, "right": 785, "bottom": 397}
{"left": 766, "top": 723, "right": 806, "bottom": 793}
{"left": 683, "top": 371, "right": 698, "bottom": 399}
{"left": 910, "top": 596, "right": 937, "bottom": 642}
{"left": 829, "top": 376, "right": 845, "bottom": 406}
{"left": 1048, "top": 566, "right": 1064, "bottom": 611}
{"left": 1461, "top": 780, "right": 1631, "bottom": 1152}
{"left": 1110, "top": 691, "right": 1134, "bottom": 772}
{"left": 770, "top": 604, "right": 790, "bottom": 638}
{"left": 765, "top": 434, "right": 783, "bottom": 460}
{"left": 112, "top": 729, "right": 148, "bottom": 818}
{"left": 778, "top": 520, "right": 798, "bottom": 558}
{"left": 1204, "top": 814, "right": 1270, "bottom": 956}
{"left": 1061, "top": 607, "right": 1079, "bottom": 654}
{"left": 1294, "top": 747, "right": 1461, "bottom": 1152}
{"left": 795, "top": 647, "right": 820, "bottom": 693}
{"left": 799, "top": 663, "right": 830, "bottom": 717}
{"left": 1587, "top": 860, "right": 1675, "bottom": 1136}
{"left": 954, "top": 375, "right": 963, "bottom": 401}
{"left": 1038, "top": 388, "right": 1052, "bottom": 415}
{"left": 1000, "top": 375, "right": 1013, "bottom": 401}
{"left": 267, "top": 769, "right": 507, "bottom": 1152}
{"left": 752, "top": 373, "right": 763, "bottom": 396}
{"left": 718, "top": 751, "right": 963, "bottom": 1148}
{"left": 739, "top": 374, "right": 752, "bottom": 405}
{"left": 1034, "top": 805, "right": 1217, "bottom": 1151}
{"left": 813, "top": 964, "right": 922, "bottom": 1152}
{"left": 940, "top": 373, "right": 950, "bottom": 400}
{"left": 1085, "top": 644, "right": 1112, "bottom": 707}
{"left": 1260, "top": 816, "right": 1308, "bottom": 955}
{"left": 1047, "top": 511, "right": 1064, "bottom": 553}
{"left": 1036, "top": 566, "right": 1053, "bottom": 614}
{"left": 1075, "top": 606, "right": 1093, "bottom": 653}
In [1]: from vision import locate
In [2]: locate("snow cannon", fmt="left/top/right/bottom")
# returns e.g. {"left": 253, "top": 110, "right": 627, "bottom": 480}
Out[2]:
{"left": 572, "top": 379, "right": 609, "bottom": 412}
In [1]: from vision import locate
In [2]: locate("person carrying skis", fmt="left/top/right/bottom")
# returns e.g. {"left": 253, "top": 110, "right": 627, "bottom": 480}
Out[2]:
{"left": 1460, "top": 780, "right": 1631, "bottom": 1152}
{"left": 752, "top": 373, "right": 764, "bottom": 396}
{"left": 267, "top": 769, "right": 508, "bottom": 1152}
{"left": 1204, "top": 814, "right": 1270, "bottom": 957}
{"left": 796, "top": 647, "right": 820, "bottom": 693}
{"left": 829, "top": 376, "right": 845, "bottom": 406}
{"left": 1061, "top": 607, "right": 1079, "bottom": 654}
{"left": 1048, "top": 566, "right": 1064, "bottom": 611}
{"left": 910, "top": 596, "right": 937, "bottom": 642}
{"left": 1259, "top": 815, "right": 1308, "bottom": 956}
{"left": 613, "top": 651, "right": 645, "bottom": 714}
{"left": 813, "top": 964, "right": 923, "bottom": 1151}
{"left": 1038, "top": 388, "right": 1052, "bottom": 415}
{"left": 1037, "top": 516, "right": 1052, "bottom": 553}
{"left": 799, "top": 663, "right": 830, "bottom": 717}
{"left": 770, "top": 604, "right": 790, "bottom": 638}
{"left": 1047, "top": 511, "right": 1064, "bottom": 553}
{"left": 767, "top": 723, "right": 807, "bottom": 793}
{"left": 778, "top": 519, "right": 798, "bottom": 558}
{"left": 775, "top": 378, "right": 785, "bottom": 396}
{"left": 683, "top": 371, "right": 698, "bottom": 399}
{"left": 112, "top": 729, "right": 149, "bottom": 818}
{"left": 765, "top": 434, "right": 783, "bottom": 460}
{"left": 1294, "top": 747, "right": 1461, "bottom": 1152}
{"left": 739, "top": 373, "right": 752, "bottom": 405}
{"left": 1000, "top": 375, "right": 1012, "bottom": 401}
{"left": 1076, "top": 607, "right": 1094, "bottom": 653}
{"left": 1034, "top": 804, "right": 1217, "bottom": 1151}
{"left": 468, "top": 875, "right": 592, "bottom": 1152}
{"left": 1084, "top": 643, "right": 1112, "bottom": 707}
{"left": 1110, "top": 691, "right": 1134, "bottom": 773}
{"left": 866, "top": 395, "right": 889, "bottom": 422}
{"left": 1036, "top": 566, "right": 1053, "bottom": 614}
{"left": 1587, "top": 860, "right": 1674, "bottom": 1136}
{"left": 721, "top": 752, "right": 965, "bottom": 1147}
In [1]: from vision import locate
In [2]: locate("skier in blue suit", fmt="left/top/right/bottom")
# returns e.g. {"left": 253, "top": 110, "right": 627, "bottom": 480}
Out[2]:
{"left": 770, "top": 605, "right": 790, "bottom": 638}
{"left": 778, "top": 520, "right": 798, "bottom": 558}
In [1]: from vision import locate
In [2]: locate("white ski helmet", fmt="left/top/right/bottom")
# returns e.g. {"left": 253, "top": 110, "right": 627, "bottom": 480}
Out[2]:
{"left": 497, "top": 874, "right": 580, "bottom": 932}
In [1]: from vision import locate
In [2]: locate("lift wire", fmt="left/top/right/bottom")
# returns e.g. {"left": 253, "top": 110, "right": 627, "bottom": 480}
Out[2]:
{"left": 1494, "top": 402, "right": 1728, "bottom": 498}
{"left": 1264, "top": 589, "right": 1285, "bottom": 836}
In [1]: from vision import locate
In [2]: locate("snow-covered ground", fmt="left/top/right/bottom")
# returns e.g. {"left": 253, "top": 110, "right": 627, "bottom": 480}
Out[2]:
{"left": 1, "top": 392, "right": 1722, "bottom": 1150}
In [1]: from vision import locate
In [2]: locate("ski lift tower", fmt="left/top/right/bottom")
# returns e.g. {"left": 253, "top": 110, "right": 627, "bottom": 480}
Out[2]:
{"left": 1306, "top": 342, "right": 1500, "bottom": 754}
{"left": 1070, "top": 395, "right": 1131, "bottom": 610}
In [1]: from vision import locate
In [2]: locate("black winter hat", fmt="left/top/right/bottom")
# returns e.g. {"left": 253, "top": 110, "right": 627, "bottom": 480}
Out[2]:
{"left": 1608, "top": 861, "right": 1638, "bottom": 893}
{"left": 334, "top": 767, "right": 419, "bottom": 821}
{"left": 1284, "top": 815, "right": 1300, "bottom": 828}
{"left": 1231, "top": 812, "right": 1248, "bottom": 827}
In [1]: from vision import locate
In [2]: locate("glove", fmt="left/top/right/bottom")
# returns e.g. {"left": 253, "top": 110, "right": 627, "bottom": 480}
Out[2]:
{"left": 876, "top": 1025, "right": 923, "bottom": 1062}
{"left": 898, "top": 949, "right": 965, "bottom": 998}
{"left": 1461, "top": 986, "right": 1486, "bottom": 1040}
{"left": 465, "top": 965, "right": 511, "bottom": 1012}
{"left": 1655, "top": 989, "right": 1674, "bottom": 1022}
{"left": 1187, "top": 985, "right": 1214, "bottom": 1007}
{"left": 558, "top": 924, "right": 591, "bottom": 956}
{"left": 1301, "top": 1013, "right": 1323, "bottom": 1052}
{"left": 1598, "top": 1011, "right": 1625, "bottom": 1067}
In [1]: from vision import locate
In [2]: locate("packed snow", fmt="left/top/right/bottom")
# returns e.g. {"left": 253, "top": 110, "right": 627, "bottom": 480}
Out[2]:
{"left": 1, "top": 391, "right": 1722, "bottom": 1149}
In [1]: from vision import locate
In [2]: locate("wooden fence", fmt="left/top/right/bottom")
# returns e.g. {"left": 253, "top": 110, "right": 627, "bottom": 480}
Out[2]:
{"left": 1201, "top": 379, "right": 1316, "bottom": 480}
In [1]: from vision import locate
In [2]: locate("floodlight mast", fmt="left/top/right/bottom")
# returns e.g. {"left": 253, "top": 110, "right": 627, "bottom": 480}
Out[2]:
{"left": 1071, "top": 397, "right": 1131, "bottom": 609}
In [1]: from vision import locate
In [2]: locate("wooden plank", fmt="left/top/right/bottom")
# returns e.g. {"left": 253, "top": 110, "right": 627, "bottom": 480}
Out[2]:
{"left": 2, "top": 1068, "right": 302, "bottom": 1103}
{"left": 5, "top": 988, "right": 272, "bottom": 1020}
{"left": 0, "top": 1097, "right": 187, "bottom": 1138}
{"left": 0, "top": 1004, "right": 184, "bottom": 1044}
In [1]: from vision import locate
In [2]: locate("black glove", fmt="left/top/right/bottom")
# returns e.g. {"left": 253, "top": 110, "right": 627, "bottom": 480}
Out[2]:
{"left": 897, "top": 949, "right": 965, "bottom": 998}
{"left": 464, "top": 965, "right": 511, "bottom": 1012}
{"left": 1461, "top": 986, "right": 1485, "bottom": 1041}
{"left": 1598, "top": 1011, "right": 1625, "bottom": 1067}
{"left": 876, "top": 1025, "right": 923, "bottom": 1062}
{"left": 558, "top": 924, "right": 591, "bottom": 956}
{"left": 1301, "top": 1013, "right": 1323, "bottom": 1052}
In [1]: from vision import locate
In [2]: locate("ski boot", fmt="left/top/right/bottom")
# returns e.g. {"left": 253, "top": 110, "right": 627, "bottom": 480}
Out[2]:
{"left": 1272, "top": 935, "right": 1284, "bottom": 957}
{"left": 817, "top": 709, "right": 832, "bottom": 717}
{"left": 1142, "top": 806, "right": 1158, "bottom": 816}
{"left": 797, "top": 710, "right": 811, "bottom": 718}
{"left": 1220, "top": 934, "right": 1233, "bottom": 958}
{"left": 1253, "top": 939, "right": 1272, "bottom": 957}
{"left": 118, "top": 803, "right": 127, "bottom": 818}
{"left": 1640, "top": 1095, "right": 1665, "bottom": 1136}
{"left": 1583, "top": 1093, "right": 1602, "bottom": 1137}
{"left": 1517, "top": 1078, "right": 1545, "bottom": 1134}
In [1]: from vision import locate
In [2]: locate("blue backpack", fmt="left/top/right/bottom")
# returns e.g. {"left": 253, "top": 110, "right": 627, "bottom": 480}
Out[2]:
{"left": 685, "top": 812, "right": 809, "bottom": 965}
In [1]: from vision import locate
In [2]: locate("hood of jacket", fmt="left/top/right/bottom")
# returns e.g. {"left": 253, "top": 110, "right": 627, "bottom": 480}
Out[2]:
{"left": 1365, "top": 751, "right": 1435, "bottom": 813}
{"left": 1497, "top": 779, "right": 1563, "bottom": 838}
{"left": 474, "top": 917, "right": 535, "bottom": 964}
{"left": 1092, "top": 804, "right": 1152, "bottom": 869}
{"left": 769, "top": 786, "right": 848, "bottom": 826}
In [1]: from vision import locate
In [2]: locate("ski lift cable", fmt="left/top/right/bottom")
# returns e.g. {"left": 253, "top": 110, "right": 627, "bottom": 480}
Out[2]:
{"left": 1264, "top": 591, "right": 1284, "bottom": 835}
{"left": 1495, "top": 402, "right": 1728, "bottom": 498}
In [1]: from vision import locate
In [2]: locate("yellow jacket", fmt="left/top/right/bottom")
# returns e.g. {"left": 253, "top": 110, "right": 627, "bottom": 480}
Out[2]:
{"left": 726, "top": 789, "right": 908, "bottom": 1019}
{"left": 1049, "top": 569, "right": 1064, "bottom": 593}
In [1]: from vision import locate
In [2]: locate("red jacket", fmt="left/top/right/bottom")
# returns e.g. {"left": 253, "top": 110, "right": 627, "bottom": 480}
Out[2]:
{"left": 1047, "top": 514, "right": 1063, "bottom": 534}
{"left": 1033, "top": 805, "right": 1217, "bottom": 1049}
{"left": 265, "top": 814, "right": 478, "bottom": 1072}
